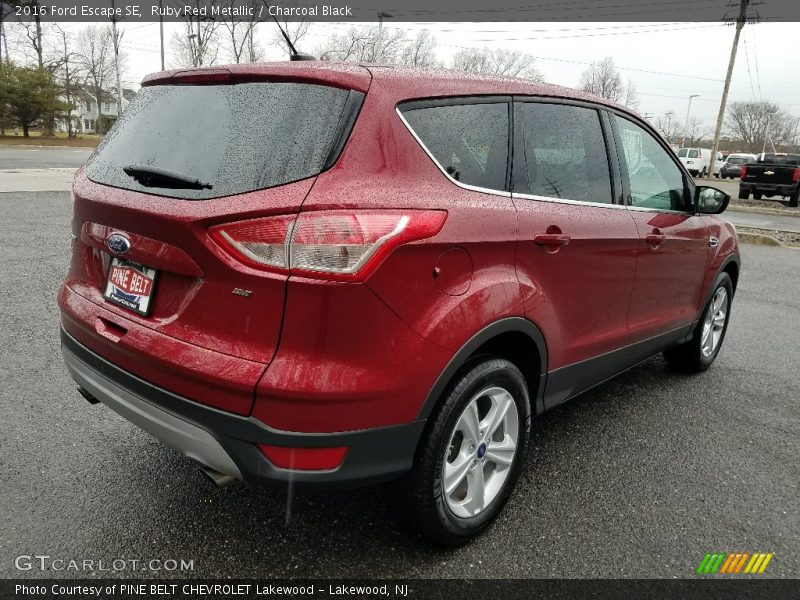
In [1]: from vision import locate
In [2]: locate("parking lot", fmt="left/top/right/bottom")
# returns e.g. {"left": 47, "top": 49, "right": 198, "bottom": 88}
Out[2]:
{"left": 0, "top": 187, "right": 798, "bottom": 579}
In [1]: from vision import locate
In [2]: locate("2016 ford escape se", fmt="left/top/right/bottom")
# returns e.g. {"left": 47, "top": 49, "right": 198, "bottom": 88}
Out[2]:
{"left": 59, "top": 62, "right": 740, "bottom": 545}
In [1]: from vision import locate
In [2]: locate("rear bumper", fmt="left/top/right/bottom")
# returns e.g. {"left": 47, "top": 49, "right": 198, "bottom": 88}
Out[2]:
{"left": 61, "top": 329, "right": 425, "bottom": 488}
{"left": 740, "top": 182, "right": 798, "bottom": 196}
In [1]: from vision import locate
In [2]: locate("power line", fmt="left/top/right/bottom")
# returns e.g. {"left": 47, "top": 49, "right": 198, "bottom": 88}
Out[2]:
{"left": 751, "top": 24, "right": 763, "bottom": 100}
{"left": 742, "top": 29, "right": 757, "bottom": 101}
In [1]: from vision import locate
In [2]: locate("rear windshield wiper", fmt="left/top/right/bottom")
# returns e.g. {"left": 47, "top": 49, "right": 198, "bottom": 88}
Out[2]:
{"left": 123, "top": 164, "right": 212, "bottom": 190}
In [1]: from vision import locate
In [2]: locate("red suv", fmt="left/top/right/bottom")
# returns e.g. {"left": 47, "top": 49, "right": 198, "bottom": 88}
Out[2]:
{"left": 59, "top": 62, "right": 740, "bottom": 545}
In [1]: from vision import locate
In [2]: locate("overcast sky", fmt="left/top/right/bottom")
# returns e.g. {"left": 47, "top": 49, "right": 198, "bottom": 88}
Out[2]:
{"left": 57, "top": 20, "right": 800, "bottom": 127}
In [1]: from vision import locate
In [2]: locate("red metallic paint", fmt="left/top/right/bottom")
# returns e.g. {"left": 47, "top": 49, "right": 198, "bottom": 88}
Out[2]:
{"left": 59, "top": 62, "right": 739, "bottom": 442}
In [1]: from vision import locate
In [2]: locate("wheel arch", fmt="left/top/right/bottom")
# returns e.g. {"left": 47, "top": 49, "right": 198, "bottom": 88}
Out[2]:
{"left": 416, "top": 317, "right": 548, "bottom": 423}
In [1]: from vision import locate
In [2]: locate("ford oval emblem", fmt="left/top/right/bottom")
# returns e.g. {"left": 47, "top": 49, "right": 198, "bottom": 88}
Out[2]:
{"left": 106, "top": 233, "right": 131, "bottom": 255}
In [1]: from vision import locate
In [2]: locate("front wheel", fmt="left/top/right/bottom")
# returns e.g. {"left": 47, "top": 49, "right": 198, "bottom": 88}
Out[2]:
{"left": 664, "top": 274, "right": 733, "bottom": 373}
{"left": 392, "top": 358, "right": 529, "bottom": 545}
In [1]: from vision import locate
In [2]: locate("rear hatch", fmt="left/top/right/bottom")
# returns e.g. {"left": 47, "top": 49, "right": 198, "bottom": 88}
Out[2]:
{"left": 64, "top": 67, "right": 369, "bottom": 414}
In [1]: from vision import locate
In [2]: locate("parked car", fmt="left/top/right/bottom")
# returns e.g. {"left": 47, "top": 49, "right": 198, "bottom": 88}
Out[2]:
{"left": 677, "top": 147, "right": 724, "bottom": 177}
{"left": 739, "top": 152, "right": 800, "bottom": 207}
{"left": 719, "top": 153, "right": 758, "bottom": 179}
{"left": 59, "top": 62, "right": 740, "bottom": 545}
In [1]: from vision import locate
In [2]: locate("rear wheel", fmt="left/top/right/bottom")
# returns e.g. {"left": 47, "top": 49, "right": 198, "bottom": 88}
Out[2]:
{"left": 664, "top": 274, "right": 733, "bottom": 373}
{"left": 753, "top": 192, "right": 763, "bottom": 200}
{"left": 789, "top": 190, "right": 799, "bottom": 208}
{"left": 392, "top": 358, "right": 529, "bottom": 545}
{"left": 700, "top": 167, "right": 708, "bottom": 178}
{"left": 738, "top": 189, "right": 750, "bottom": 200}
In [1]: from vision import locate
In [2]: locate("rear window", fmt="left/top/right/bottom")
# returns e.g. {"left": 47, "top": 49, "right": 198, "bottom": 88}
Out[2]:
{"left": 687, "top": 149, "right": 699, "bottom": 158}
{"left": 727, "top": 156, "right": 748, "bottom": 165}
{"left": 758, "top": 154, "right": 800, "bottom": 166}
{"left": 677, "top": 148, "right": 688, "bottom": 157}
{"left": 86, "top": 82, "right": 358, "bottom": 200}
{"left": 400, "top": 101, "right": 509, "bottom": 191}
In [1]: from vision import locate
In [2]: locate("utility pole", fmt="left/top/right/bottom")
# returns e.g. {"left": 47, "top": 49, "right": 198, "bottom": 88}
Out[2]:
{"left": 761, "top": 114, "right": 770, "bottom": 155}
{"left": 374, "top": 12, "right": 392, "bottom": 62}
{"left": 110, "top": 0, "right": 124, "bottom": 120}
{"left": 707, "top": 0, "right": 750, "bottom": 179}
{"left": 159, "top": 0, "right": 165, "bottom": 70}
{"left": 680, "top": 94, "right": 699, "bottom": 148}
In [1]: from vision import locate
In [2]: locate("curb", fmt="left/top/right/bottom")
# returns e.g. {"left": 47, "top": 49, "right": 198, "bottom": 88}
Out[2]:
{"left": 736, "top": 232, "right": 784, "bottom": 247}
{"left": 728, "top": 204, "right": 800, "bottom": 218}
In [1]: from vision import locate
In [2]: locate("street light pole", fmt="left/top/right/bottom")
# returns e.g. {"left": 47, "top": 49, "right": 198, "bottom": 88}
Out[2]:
{"left": 159, "top": 0, "right": 165, "bottom": 71}
{"left": 680, "top": 94, "right": 699, "bottom": 148}
{"left": 188, "top": 33, "right": 198, "bottom": 67}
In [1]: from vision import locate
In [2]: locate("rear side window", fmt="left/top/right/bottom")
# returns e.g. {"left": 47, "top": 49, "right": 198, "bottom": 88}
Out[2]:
{"left": 400, "top": 102, "right": 509, "bottom": 191}
{"left": 86, "top": 82, "right": 358, "bottom": 200}
{"left": 515, "top": 102, "right": 613, "bottom": 204}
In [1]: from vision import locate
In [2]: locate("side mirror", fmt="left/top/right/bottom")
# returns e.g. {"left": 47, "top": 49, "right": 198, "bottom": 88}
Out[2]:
{"left": 695, "top": 186, "right": 730, "bottom": 214}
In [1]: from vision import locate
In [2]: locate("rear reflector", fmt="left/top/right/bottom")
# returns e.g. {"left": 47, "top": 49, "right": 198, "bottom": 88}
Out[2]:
{"left": 211, "top": 210, "right": 446, "bottom": 282}
{"left": 259, "top": 445, "right": 348, "bottom": 471}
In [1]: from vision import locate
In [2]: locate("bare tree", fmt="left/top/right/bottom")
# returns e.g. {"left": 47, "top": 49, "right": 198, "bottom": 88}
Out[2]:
{"left": 169, "top": 0, "right": 221, "bottom": 68}
{"left": 399, "top": 29, "right": 437, "bottom": 67}
{"left": 220, "top": 0, "right": 261, "bottom": 63}
{"left": 75, "top": 25, "right": 115, "bottom": 132}
{"left": 685, "top": 116, "right": 709, "bottom": 146}
{"left": 724, "top": 100, "right": 798, "bottom": 153}
{"left": 655, "top": 111, "right": 682, "bottom": 145}
{"left": 451, "top": 47, "right": 543, "bottom": 81}
{"left": 316, "top": 26, "right": 406, "bottom": 63}
{"left": 579, "top": 56, "right": 638, "bottom": 108}
{"left": 52, "top": 24, "right": 78, "bottom": 137}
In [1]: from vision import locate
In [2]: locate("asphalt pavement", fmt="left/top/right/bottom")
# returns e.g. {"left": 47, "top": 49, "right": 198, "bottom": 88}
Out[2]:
{"left": 1, "top": 190, "right": 798, "bottom": 579}
{"left": 0, "top": 146, "right": 93, "bottom": 169}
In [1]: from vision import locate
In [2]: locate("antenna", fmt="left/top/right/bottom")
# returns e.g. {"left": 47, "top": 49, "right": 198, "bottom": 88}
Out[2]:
{"left": 269, "top": 13, "right": 316, "bottom": 61}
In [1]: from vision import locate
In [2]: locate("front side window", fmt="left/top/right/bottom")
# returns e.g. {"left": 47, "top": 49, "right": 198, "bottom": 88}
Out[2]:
{"left": 615, "top": 116, "right": 687, "bottom": 211}
{"left": 400, "top": 102, "right": 509, "bottom": 191}
{"left": 515, "top": 102, "right": 613, "bottom": 203}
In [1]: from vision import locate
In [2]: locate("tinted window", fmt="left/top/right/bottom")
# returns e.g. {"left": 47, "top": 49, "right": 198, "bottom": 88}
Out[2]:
{"left": 401, "top": 102, "right": 509, "bottom": 191}
{"left": 759, "top": 153, "right": 800, "bottom": 166}
{"left": 86, "top": 82, "right": 354, "bottom": 200}
{"left": 727, "top": 157, "right": 748, "bottom": 165}
{"left": 615, "top": 116, "right": 687, "bottom": 211}
{"left": 515, "top": 103, "right": 613, "bottom": 203}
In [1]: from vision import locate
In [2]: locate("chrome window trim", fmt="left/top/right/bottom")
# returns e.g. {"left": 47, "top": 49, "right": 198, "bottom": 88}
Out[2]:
{"left": 511, "top": 191, "right": 625, "bottom": 210}
{"left": 395, "top": 106, "right": 512, "bottom": 199}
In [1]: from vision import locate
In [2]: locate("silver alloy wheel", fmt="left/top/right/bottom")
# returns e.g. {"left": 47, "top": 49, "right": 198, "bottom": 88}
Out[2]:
{"left": 442, "top": 386, "right": 520, "bottom": 519}
{"left": 701, "top": 287, "right": 729, "bottom": 357}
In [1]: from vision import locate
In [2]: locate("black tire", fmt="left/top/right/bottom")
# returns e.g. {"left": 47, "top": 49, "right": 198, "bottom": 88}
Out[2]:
{"left": 700, "top": 167, "right": 707, "bottom": 178}
{"left": 789, "top": 190, "right": 799, "bottom": 208}
{"left": 753, "top": 192, "right": 763, "bottom": 200}
{"left": 738, "top": 189, "right": 750, "bottom": 200}
{"left": 664, "top": 273, "right": 733, "bottom": 373}
{"left": 390, "top": 358, "right": 530, "bottom": 546}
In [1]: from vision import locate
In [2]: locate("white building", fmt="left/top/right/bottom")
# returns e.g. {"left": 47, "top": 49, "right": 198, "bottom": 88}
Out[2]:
{"left": 59, "top": 87, "right": 137, "bottom": 134}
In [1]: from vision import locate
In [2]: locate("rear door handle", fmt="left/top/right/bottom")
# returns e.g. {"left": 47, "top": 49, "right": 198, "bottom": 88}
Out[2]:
{"left": 534, "top": 233, "right": 571, "bottom": 247}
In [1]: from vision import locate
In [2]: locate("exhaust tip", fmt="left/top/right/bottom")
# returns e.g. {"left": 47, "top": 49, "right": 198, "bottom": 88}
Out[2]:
{"left": 200, "top": 466, "right": 238, "bottom": 488}
{"left": 78, "top": 387, "right": 100, "bottom": 405}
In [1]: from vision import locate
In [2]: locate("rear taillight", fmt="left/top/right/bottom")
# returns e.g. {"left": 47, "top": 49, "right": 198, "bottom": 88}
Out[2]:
{"left": 741, "top": 165, "right": 747, "bottom": 178}
{"left": 210, "top": 210, "right": 446, "bottom": 281}
{"left": 792, "top": 167, "right": 800, "bottom": 182}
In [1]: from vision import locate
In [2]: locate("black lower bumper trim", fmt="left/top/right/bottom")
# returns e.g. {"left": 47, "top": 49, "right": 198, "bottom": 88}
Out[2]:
{"left": 60, "top": 329, "right": 425, "bottom": 488}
